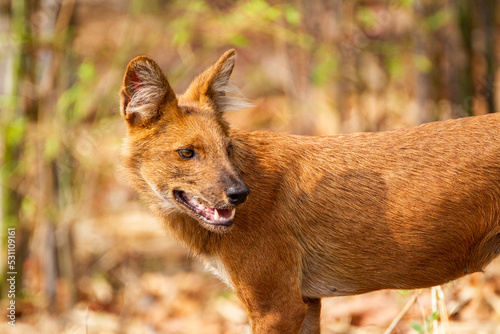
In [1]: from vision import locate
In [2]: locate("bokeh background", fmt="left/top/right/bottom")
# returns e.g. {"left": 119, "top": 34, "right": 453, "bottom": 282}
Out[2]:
{"left": 1, "top": 0, "right": 500, "bottom": 333}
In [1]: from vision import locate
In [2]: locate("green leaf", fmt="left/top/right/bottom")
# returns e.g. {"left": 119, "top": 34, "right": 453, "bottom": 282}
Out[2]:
{"left": 43, "top": 134, "right": 60, "bottom": 161}
{"left": 415, "top": 55, "right": 432, "bottom": 73}
{"left": 411, "top": 322, "right": 424, "bottom": 334}
{"left": 426, "top": 10, "right": 451, "bottom": 31}
{"left": 245, "top": 0, "right": 270, "bottom": 18}
{"left": 312, "top": 56, "right": 339, "bottom": 86}
{"left": 77, "top": 61, "right": 96, "bottom": 83}
{"left": 285, "top": 5, "right": 300, "bottom": 26}
{"left": 170, "top": 17, "right": 191, "bottom": 47}
{"left": 6, "top": 117, "right": 27, "bottom": 146}
{"left": 187, "top": 0, "right": 208, "bottom": 13}
{"left": 229, "top": 33, "right": 250, "bottom": 47}
{"left": 357, "top": 7, "right": 377, "bottom": 29}
{"left": 21, "top": 197, "right": 36, "bottom": 218}
{"left": 388, "top": 57, "right": 404, "bottom": 79}
{"left": 173, "top": 29, "right": 190, "bottom": 47}
{"left": 264, "top": 6, "right": 281, "bottom": 22}
{"left": 400, "top": 0, "right": 416, "bottom": 8}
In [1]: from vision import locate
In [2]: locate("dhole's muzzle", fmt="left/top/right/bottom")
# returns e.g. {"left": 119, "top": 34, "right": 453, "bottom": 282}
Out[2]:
{"left": 172, "top": 179, "right": 249, "bottom": 232}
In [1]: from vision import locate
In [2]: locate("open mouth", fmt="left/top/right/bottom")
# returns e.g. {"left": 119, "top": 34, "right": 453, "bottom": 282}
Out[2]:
{"left": 173, "top": 190, "right": 235, "bottom": 227}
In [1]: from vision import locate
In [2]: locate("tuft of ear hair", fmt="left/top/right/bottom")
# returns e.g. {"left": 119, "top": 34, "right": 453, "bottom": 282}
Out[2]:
{"left": 120, "top": 56, "right": 177, "bottom": 126}
{"left": 181, "top": 49, "right": 252, "bottom": 113}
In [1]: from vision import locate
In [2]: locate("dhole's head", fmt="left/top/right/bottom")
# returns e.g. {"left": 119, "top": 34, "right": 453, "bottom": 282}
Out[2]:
{"left": 120, "top": 50, "right": 250, "bottom": 233}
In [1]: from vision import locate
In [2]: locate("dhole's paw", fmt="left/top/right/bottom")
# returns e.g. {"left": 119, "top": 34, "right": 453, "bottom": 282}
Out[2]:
{"left": 173, "top": 190, "right": 236, "bottom": 233}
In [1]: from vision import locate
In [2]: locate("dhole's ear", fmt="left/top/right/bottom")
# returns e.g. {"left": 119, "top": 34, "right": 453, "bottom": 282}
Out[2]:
{"left": 182, "top": 49, "right": 251, "bottom": 113}
{"left": 120, "top": 56, "right": 177, "bottom": 126}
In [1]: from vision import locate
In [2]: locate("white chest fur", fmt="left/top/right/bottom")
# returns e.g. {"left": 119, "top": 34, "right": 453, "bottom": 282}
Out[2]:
{"left": 205, "top": 257, "right": 234, "bottom": 289}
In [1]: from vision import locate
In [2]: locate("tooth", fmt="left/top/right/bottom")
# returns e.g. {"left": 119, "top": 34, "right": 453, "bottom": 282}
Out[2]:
{"left": 192, "top": 198, "right": 201, "bottom": 206}
{"left": 214, "top": 209, "right": 220, "bottom": 221}
{"left": 230, "top": 208, "right": 236, "bottom": 220}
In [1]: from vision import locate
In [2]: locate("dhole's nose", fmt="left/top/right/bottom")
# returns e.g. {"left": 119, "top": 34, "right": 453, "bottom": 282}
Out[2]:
{"left": 226, "top": 185, "right": 249, "bottom": 205}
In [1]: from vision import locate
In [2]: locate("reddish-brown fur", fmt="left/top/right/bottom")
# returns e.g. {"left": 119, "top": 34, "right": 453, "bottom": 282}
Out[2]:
{"left": 120, "top": 50, "right": 500, "bottom": 333}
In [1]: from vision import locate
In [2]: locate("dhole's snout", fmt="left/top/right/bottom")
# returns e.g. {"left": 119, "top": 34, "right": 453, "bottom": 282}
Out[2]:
{"left": 168, "top": 171, "right": 249, "bottom": 233}
{"left": 226, "top": 184, "right": 249, "bottom": 205}
{"left": 222, "top": 168, "right": 249, "bottom": 206}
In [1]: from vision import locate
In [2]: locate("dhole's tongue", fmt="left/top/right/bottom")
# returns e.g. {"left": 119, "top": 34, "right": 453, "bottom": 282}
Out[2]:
{"left": 175, "top": 191, "right": 235, "bottom": 225}
{"left": 217, "top": 208, "right": 233, "bottom": 219}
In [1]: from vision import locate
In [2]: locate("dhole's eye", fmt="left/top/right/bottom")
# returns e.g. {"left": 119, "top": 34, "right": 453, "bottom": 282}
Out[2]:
{"left": 178, "top": 149, "right": 195, "bottom": 159}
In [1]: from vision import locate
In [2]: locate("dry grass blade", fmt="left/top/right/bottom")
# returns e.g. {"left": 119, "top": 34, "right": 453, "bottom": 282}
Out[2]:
{"left": 436, "top": 286, "right": 450, "bottom": 334}
{"left": 431, "top": 287, "right": 438, "bottom": 333}
{"left": 85, "top": 306, "right": 89, "bottom": 334}
{"left": 383, "top": 290, "right": 421, "bottom": 334}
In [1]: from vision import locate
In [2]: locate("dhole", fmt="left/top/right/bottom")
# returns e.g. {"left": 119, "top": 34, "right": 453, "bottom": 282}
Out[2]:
{"left": 120, "top": 49, "right": 500, "bottom": 333}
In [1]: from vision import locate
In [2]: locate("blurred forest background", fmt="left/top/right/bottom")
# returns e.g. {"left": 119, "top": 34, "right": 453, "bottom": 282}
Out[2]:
{"left": 1, "top": 0, "right": 500, "bottom": 333}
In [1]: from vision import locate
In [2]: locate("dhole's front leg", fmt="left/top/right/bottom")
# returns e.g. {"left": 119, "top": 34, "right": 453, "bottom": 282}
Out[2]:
{"left": 242, "top": 296, "right": 321, "bottom": 333}
{"left": 242, "top": 292, "right": 308, "bottom": 333}
{"left": 233, "top": 282, "right": 321, "bottom": 333}
{"left": 228, "top": 259, "right": 309, "bottom": 333}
